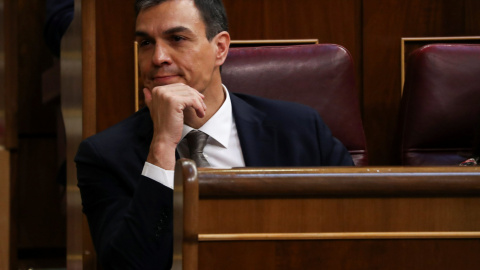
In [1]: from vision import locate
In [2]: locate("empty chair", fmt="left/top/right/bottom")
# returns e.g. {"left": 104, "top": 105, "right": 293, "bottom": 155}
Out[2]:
{"left": 399, "top": 44, "right": 480, "bottom": 165}
{"left": 221, "top": 44, "right": 368, "bottom": 166}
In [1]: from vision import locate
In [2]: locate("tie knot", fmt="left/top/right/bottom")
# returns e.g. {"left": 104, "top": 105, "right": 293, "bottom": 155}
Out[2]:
{"left": 185, "top": 130, "right": 210, "bottom": 167}
{"left": 186, "top": 130, "right": 209, "bottom": 153}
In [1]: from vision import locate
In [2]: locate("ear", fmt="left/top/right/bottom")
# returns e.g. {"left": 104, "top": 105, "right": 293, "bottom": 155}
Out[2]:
{"left": 213, "top": 31, "right": 230, "bottom": 67}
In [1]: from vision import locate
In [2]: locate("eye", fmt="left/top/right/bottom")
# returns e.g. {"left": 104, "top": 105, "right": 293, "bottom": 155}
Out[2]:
{"left": 139, "top": 39, "right": 153, "bottom": 47}
{"left": 172, "top": 35, "right": 186, "bottom": 42}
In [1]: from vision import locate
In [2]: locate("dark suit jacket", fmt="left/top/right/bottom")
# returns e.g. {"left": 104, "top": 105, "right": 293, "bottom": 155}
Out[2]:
{"left": 75, "top": 92, "right": 353, "bottom": 269}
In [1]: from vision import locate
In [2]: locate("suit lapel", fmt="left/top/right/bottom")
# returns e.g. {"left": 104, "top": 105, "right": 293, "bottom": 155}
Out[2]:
{"left": 230, "top": 93, "right": 278, "bottom": 166}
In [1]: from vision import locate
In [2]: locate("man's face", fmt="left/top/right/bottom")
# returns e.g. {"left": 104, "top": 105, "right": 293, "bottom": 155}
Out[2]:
{"left": 135, "top": 0, "right": 218, "bottom": 92}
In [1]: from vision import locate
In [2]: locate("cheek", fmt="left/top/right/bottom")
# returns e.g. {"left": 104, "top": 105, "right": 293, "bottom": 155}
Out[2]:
{"left": 189, "top": 49, "right": 216, "bottom": 74}
{"left": 138, "top": 57, "right": 150, "bottom": 73}
{"left": 138, "top": 57, "right": 152, "bottom": 87}
{"left": 138, "top": 61, "right": 152, "bottom": 85}
{"left": 138, "top": 49, "right": 153, "bottom": 70}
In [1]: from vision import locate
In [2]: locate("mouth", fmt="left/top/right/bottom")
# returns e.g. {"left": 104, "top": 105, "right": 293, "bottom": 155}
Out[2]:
{"left": 151, "top": 75, "right": 182, "bottom": 85}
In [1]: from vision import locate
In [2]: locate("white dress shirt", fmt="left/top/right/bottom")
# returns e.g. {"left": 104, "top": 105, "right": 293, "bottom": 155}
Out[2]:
{"left": 141, "top": 86, "right": 245, "bottom": 189}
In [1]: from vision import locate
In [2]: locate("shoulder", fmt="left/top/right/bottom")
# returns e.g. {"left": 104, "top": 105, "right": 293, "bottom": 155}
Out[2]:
{"left": 75, "top": 108, "right": 151, "bottom": 162}
{"left": 231, "top": 92, "right": 321, "bottom": 124}
{"left": 87, "top": 107, "right": 150, "bottom": 143}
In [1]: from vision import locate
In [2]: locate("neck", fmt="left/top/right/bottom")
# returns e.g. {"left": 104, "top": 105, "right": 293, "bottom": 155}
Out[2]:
{"left": 184, "top": 78, "right": 225, "bottom": 129}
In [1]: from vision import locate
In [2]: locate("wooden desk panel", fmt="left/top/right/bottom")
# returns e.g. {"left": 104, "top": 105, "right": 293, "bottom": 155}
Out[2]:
{"left": 197, "top": 166, "right": 480, "bottom": 236}
{"left": 199, "top": 240, "right": 480, "bottom": 270}
{"left": 176, "top": 164, "right": 480, "bottom": 269}
{"left": 199, "top": 197, "right": 480, "bottom": 235}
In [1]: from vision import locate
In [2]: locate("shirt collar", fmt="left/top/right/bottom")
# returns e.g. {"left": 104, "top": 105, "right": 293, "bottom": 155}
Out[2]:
{"left": 181, "top": 85, "right": 232, "bottom": 148}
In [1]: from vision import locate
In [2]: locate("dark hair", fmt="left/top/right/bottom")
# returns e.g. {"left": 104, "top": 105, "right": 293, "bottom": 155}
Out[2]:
{"left": 135, "top": 0, "right": 228, "bottom": 40}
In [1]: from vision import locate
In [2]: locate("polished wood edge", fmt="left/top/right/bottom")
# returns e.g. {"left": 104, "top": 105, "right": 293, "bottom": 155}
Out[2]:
{"left": 402, "top": 36, "right": 480, "bottom": 41}
{"left": 231, "top": 39, "right": 319, "bottom": 45}
{"left": 199, "top": 232, "right": 480, "bottom": 241}
{"left": 0, "top": 150, "right": 11, "bottom": 269}
{"left": 182, "top": 159, "right": 199, "bottom": 270}
{"left": 134, "top": 41, "right": 139, "bottom": 112}
{"left": 174, "top": 159, "right": 200, "bottom": 270}
{"left": 400, "top": 36, "right": 480, "bottom": 96}
{"left": 82, "top": 0, "right": 97, "bottom": 138}
{"left": 173, "top": 161, "right": 185, "bottom": 269}
{"left": 183, "top": 159, "right": 199, "bottom": 241}
{"left": 198, "top": 166, "right": 480, "bottom": 174}
{"left": 197, "top": 167, "right": 480, "bottom": 197}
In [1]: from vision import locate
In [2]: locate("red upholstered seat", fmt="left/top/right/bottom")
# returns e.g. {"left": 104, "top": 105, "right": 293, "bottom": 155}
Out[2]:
{"left": 222, "top": 44, "right": 368, "bottom": 166}
{"left": 399, "top": 44, "right": 480, "bottom": 165}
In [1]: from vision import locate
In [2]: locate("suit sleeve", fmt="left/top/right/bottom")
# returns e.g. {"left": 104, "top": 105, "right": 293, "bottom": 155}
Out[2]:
{"left": 75, "top": 138, "right": 173, "bottom": 270}
{"left": 314, "top": 113, "right": 355, "bottom": 166}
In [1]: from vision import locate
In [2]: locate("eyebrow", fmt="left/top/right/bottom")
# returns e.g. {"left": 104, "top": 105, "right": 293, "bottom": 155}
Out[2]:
{"left": 135, "top": 26, "right": 194, "bottom": 38}
{"left": 164, "top": 26, "right": 194, "bottom": 36}
{"left": 135, "top": 31, "right": 149, "bottom": 38}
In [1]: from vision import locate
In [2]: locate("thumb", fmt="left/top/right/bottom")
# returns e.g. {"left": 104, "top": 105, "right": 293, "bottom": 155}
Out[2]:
{"left": 143, "top": 88, "right": 152, "bottom": 108}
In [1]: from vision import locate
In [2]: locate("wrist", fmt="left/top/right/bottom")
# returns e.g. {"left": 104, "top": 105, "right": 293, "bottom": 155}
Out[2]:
{"left": 147, "top": 139, "right": 177, "bottom": 170}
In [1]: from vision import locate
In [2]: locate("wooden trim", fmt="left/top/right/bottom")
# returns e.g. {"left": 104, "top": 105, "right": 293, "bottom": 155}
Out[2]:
{"left": 177, "top": 163, "right": 480, "bottom": 267}
{"left": 82, "top": 0, "right": 97, "bottom": 138}
{"left": 134, "top": 41, "right": 139, "bottom": 112}
{"left": 231, "top": 39, "right": 319, "bottom": 45}
{"left": 400, "top": 36, "right": 480, "bottom": 96}
{"left": 402, "top": 36, "right": 480, "bottom": 42}
{"left": 199, "top": 166, "right": 480, "bottom": 174}
{"left": 183, "top": 159, "right": 199, "bottom": 270}
{"left": 199, "top": 232, "right": 480, "bottom": 241}
{"left": 0, "top": 149, "right": 11, "bottom": 269}
{"left": 197, "top": 166, "right": 480, "bottom": 198}
{"left": 174, "top": 159, "right": 200, "bottom": 270}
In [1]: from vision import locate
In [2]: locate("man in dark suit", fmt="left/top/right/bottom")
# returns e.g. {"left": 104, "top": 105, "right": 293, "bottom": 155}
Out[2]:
{"left": 75, "top": 0, "right": 353, "bottom": 269}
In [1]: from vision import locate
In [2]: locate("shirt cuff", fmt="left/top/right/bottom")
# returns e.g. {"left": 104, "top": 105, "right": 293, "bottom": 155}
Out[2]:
{"left": 141, "top": 162, "right": 175, "bottom": 190}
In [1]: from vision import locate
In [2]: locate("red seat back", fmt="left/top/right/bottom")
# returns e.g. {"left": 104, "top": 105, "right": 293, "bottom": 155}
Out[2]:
{"left": 399, "top": 44, "right": 480, "bottom": 165}
{"left": 222, "top": 44, "right": 368, "bottom": 166}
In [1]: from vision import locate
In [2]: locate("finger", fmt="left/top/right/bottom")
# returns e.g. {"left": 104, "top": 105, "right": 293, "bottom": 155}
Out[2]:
{"left": 190, "top": 96, "right": 207, "bottom": 118}
{"left": 148, "top": 84, "right": 206, "bottom": 117}
{"left": 194, "top": 107, "right": 206, "bottom": 118}
{"left": 143, "top": 88, "right": 152, "bottom": 108}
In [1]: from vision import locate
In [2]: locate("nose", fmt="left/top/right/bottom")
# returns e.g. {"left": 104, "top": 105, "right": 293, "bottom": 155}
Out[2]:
{"left": 152, "top": 43, "right": 172, "bottom": 66}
